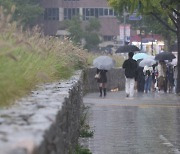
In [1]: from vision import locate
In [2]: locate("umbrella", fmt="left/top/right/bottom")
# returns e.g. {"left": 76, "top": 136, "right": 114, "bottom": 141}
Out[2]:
{"left": 115, "top": 45, "right": 140, "bottom": 53}
{"left": 170, "top": 58, "right": 177, "bottom": 66}
{"left": 93, "top": 56, "right": 115, "bottom": 70}
{"left": 146, "top": 55, "right": 155, "bottom": 59}
{"left": 133, "top": 53, "right": 148, "bottom": 60}
{"left": 139, "top": 58, "right": 156, "bottom": 67}
{"left": 155, "top": 52, "right": 176, "bottom": 61}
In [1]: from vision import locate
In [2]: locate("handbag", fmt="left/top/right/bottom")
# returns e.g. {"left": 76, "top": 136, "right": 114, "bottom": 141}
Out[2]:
{"left": 94, "top": 72, "right": 101, "bottom": 79}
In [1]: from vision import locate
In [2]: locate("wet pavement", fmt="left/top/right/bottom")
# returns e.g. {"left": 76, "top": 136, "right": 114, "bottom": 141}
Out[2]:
{"left": 83, "top": 91, "right": 180, "bottom": 154}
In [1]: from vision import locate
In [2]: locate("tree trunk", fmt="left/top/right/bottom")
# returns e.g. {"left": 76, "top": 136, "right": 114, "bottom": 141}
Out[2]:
{"left": 176, "top": 15, "right": 180, "bottom": 93}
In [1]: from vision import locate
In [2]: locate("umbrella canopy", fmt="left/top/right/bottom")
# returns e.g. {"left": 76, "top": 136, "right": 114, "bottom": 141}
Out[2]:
{"left": 170, "top": 58, "right": 177, "bottom": 66}
{"left": 139, "top": 58, "right": 156, "bottom": 67}
{"left": 115, "top": 45, "right": 140, "bottom": 53}
{"left": 133, "top": 53, "right": 148, "bottom": 60}
{"left": 155, "top": 52, "right": 176, "bottom": 61}
{"left": 93, "top": 56, "right": 115, "bottom": 70}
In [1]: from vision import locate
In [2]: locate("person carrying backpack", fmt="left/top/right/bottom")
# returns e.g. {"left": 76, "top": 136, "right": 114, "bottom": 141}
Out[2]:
{"left": 143, "top": 65, "right": 153, "bottom": 93}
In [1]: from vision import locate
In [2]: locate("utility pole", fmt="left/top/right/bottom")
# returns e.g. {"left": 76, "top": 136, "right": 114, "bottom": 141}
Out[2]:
{"left": 123, "top": 9, "right": 126, "bottom": 45}
{"left": 140, "top": 27, "right": 143, "bottom": 50}
{"left": 151, "top": 30, "right": 154, "bottom": 55}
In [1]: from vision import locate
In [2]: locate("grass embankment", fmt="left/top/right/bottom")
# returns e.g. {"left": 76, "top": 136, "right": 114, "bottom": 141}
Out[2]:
{"left": 0, "top": 12, "right": 89, "bottom": 106}
{"left": 0, "top": 8, "right": 123, "bottom": 106}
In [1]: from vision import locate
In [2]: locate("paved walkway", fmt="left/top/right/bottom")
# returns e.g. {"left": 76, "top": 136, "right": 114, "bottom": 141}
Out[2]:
{"left": 83, "top": 91, "right": 180, "bottom": 154}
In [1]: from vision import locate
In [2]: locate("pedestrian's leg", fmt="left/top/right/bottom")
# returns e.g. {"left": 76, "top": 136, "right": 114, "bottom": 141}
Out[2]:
{"left": 129, "top": 78, "right": 135, "bottom": 97}
{"left": 99, "top": 83, "right": 102, "bottom": 97}
{"left": 103, "top": 83, "right": 107, "bottom": 97}
{"left": 148, "top": 76, "right": 152, "bottom": 92}
{"left": 125, "top": 78, "right": 130, "bottom": 97}
{"left": 144, "top": 78, "right": 148, "bottom": 93}
{"left": 164, "top": 77, "right": 167, "bottom": 93}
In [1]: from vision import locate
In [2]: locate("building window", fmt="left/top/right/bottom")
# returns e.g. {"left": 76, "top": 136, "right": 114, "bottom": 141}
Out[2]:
{"left": 44, "top": 8, "right": 59, "bottom": 20}
{"left": 82, "top": 8, "right": 116, "bottom": 20}
{"left": 64, "top": 0, "right": 79, "bottom": 1}
{"left": 95, "top": 8, "right": 99, "bottom": 18}
{"left": 104, "top": 9, "right": 108, "bottom": 16}
{"left": 109, "top": 9, "right": 113, "bottom": 16}
{"left": 103, "top": 36, "right": 113, "bottom": 41}
{"left": 64, "top": 8, "right": 80, "bottom": 20}
{"left": 99, "top": 8, "right": 103, "bottom": 16}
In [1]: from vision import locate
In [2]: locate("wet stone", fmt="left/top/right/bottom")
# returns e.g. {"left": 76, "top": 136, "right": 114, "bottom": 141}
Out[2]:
{"left": 0, "top": 70, "right": 82, "bottom": 153}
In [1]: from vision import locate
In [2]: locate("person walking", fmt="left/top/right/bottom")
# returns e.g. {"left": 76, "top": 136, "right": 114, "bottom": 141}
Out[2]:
{"left": 136, "top": 66, "right": 145, "bottom": 92}
{"left": 166, "top": 64, "right": 174, "bottom": 93}
{"left": 157, "top": 61, "right": 167, "bottom": 92}
{"left": 174, "top": 65, "right": 178, "bottom": 93}
{"left": 143, "top": 65, "right": 153, "bottom": 93}
{"left": 96, "top": 68, "right": 108, "bottom": 97}
{"left": 122, "top": 52, "right": 138, "bottom": 98}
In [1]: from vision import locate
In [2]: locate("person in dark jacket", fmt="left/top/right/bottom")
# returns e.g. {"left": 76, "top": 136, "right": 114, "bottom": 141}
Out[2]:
{"left": 122, "top": 52, "right": 138, "bottom": 98}
{"left": 96, "top": 68, "right": 108, "bottom": 97}
{"left": 136, "top": 66, "right": 145, "bottom": 92}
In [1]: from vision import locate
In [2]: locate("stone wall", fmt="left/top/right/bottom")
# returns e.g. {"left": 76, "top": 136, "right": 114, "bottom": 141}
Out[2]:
{"left": 0, "top": 71, "right": 83, "bottom": 154}
{"left": 83, "top": 67, "right": 125, "bottom": 93}
{"left": 0, "top": 68, "right": 125, "bottom": 154}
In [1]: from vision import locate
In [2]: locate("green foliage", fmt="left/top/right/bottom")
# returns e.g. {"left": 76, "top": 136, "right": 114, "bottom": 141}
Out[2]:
{"left": 0, "top": 0, "right": 43, "bottom": 27}
{"left": 84, "top": 33, "right": 100, "bottom": 51}
{"left": 108, "top": 0, "right": 179, "bottom": 48}
{"left": 85, "top": 18, "right": 101, "bottom": 32}
{"left": 0, "top": 11, "right": 89, "bottom": 106}
{"left": 64, "top": 17, "right": 101, "bottom": 51}
{"left": 75, "top": 145, "right": 92, "bottom": 154}
{"left": 107, "top": 0, "right": 179, "bottom": 30}
{"left": 80, "top": 127, "right": 94, "bottom": 138}
{"left": 80, "top": 106, "right": 94, "bottom": 138}
{"left": 64, "top": 16, "right": 83, "bottom": 43}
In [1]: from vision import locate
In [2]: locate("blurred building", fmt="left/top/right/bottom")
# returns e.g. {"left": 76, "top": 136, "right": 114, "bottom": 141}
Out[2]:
{"left": 130, "top": 34, "right": 165, "bottom": 55}
{"left": 39, "top": 0, "right": 120, "bottom": 48}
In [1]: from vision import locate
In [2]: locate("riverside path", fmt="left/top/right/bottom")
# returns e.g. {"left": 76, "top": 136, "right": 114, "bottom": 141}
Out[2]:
{"left": 83, "top": 91, "right": 180, "bottom": 154}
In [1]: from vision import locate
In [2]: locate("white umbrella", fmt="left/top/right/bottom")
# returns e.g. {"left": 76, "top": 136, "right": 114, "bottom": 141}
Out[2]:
{"left": 139, "top": 58, "right": 156, "bottom": 67}
{"left": 93, "top": 56, "right": 115, "bottom": 70}
{"left": 146, "top": 55, "right": 155, "bottom": 59}
{"left": 171, "top": 58, "right": 177, "bottom": 66}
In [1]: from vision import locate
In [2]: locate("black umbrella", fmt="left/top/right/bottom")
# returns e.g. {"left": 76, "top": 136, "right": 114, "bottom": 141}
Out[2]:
{"left": 115, "top": 45, "right": 140, "bottom": 53}
{"left": 155, "top": 52, "right": 176, "bottom": 61}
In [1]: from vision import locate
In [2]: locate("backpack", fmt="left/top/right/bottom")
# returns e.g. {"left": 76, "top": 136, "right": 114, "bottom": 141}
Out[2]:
{"left": 145, "top": 70, "right": 150, "bottom": 76}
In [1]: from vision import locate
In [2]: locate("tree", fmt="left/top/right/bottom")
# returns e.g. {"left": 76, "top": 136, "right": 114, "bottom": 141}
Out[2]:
{"left": 0, "top": 0, "right": 43, "bottom": 27}
{"left": 64, "top": 17, "right": 101, "bottom": 51}
{"left": 108, "top": 0, "right": 180, "bottom": 93}
{"left": 117, "top": 13, "right": 176, "bottom": 50}
{"left": 84, "top": 18, "right": 101, "bottom": 50}
{"left": 64, "top": 16, "right": 83, "bottom": 44}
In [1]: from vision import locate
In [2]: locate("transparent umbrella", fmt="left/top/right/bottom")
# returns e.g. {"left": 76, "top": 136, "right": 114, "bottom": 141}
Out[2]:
{"left": 170, "top": 58, "right": 177, "bottom": 66}
{"left": 93, "top": 56, "right": 115, "bottom": 70}
{"left": 139, "top": 58, "right": 156, "bottom": 67}
{"left": 133, "top": 53, "right": 148, "bottom": 60}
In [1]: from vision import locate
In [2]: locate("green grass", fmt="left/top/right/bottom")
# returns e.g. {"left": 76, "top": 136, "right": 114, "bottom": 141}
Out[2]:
{"left": 0, "top": 45, "right": 74, "bottom": 106}
{"left": 0, "top": 8, "right": 123, "bottom": 106}
{"left": 0, "top": 19, "right": 88, "bottom": 106}
{"left": 75, "top": 145, "right": 92, "bottom": 154}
